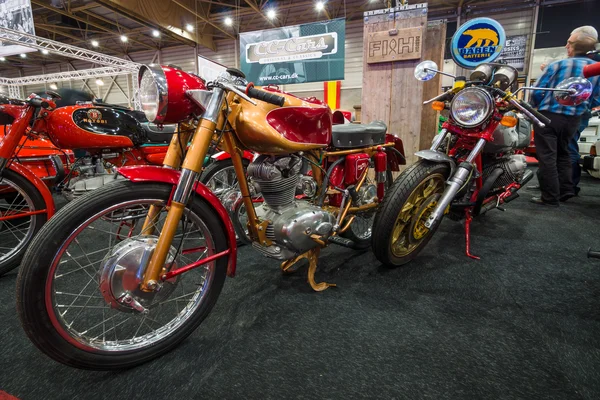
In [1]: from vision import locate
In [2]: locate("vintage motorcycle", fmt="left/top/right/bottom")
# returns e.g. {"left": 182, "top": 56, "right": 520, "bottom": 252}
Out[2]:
{"left": 0, "top": 93, "right": 178, "bottom": 276}
{"left": 369, "top": 60, "right": 592, "bottom": 266}
{"left": 16, "top": 64, "right": 405, "bottom": 369}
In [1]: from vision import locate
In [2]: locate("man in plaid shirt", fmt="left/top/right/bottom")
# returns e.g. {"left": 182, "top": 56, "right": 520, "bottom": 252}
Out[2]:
{"left": 530, "top": 30, "right": 600, "bottom": 206}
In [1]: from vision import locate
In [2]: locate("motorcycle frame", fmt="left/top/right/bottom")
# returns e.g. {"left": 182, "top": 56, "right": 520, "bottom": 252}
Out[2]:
{"left": 0, "top": 103, "right": 56, "bottom": 222}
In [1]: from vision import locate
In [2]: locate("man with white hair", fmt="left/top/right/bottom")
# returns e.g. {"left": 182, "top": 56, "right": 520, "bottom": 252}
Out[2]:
{"left": 529, "top": 27, "right": 600, "bottom": 206}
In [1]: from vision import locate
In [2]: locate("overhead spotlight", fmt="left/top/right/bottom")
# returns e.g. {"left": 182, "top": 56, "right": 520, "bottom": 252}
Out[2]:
{"left": 267, "top": 9, "right": 276, "bottom": 19}
{"left": 152, "top": 29, "right": 160, "bottom": 37}
{"left": 120, "top": 35, "right": 128, "bottom": 42}
{"left": 0, "top": 56, "right": 5, "bottom": 61}
{"left": 19, "top": 53, "right": 26, "bottom": 58}
{"left": 316, "top": 1, "right": 324, "bottom": 11}
{"left": 224, "top": 17, "right": 233, "bottom": 26}
{"left": 91, "top": 40, "right": 99, "bottom": 47}
{"left": 186, "top": 24, "right": 194, "bottom": 32}
{"left": 41, "top": 49, "right": 49, "bottom": 55}
{"left": 95, "top": 78, "right": 104, "bottom": 86}
{"left": 49, "top": 83, "right": 58, "bottom": 90}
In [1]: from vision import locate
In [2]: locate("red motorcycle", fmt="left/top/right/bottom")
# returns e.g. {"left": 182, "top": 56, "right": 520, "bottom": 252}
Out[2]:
{"left": 0, "top": 93, "right": 176, "bottom": 276}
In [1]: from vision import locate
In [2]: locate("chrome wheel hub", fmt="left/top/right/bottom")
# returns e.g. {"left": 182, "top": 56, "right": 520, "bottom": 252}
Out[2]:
{"left": 99, "top": 236, "right": 179, "bottom": 313}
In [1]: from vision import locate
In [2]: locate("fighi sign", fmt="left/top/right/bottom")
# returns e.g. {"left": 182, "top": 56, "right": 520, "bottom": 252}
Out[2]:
{"left": 451, "top": 17, "right": 506, "bottom": 68}
{"left": 245, "top": 33, "right": 338, "bottom": 64}
{"left": 366, "top": 26, "right": 423, "bottom": 64}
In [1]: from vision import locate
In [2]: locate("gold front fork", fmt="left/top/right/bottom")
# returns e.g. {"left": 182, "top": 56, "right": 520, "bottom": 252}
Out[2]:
{"left": 140, "top": 123, "right": 193, "bottom": 235}
{"left": 141, "top": 116, "right": 223, "bottom": 291}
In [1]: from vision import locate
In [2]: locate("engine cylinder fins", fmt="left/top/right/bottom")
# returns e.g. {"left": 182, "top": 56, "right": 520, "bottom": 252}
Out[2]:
{"left": 254, "top": 174, "right": 300, "bottom": 209}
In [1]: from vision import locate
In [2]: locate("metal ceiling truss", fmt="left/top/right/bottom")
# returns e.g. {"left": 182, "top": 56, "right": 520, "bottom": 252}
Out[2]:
{"left": 0, "top": 66, "right": 131, "bottom": 85}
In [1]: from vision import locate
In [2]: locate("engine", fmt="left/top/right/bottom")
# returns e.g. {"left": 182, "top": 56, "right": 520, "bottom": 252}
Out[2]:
{"left": 248, "top": 155, "right": 335, "bottom": 260}
{"left": 482, "top": 154, "right": 527, "bottom": 189}
{"left": 63, "top": 156, "right": 124, "bottom": 201}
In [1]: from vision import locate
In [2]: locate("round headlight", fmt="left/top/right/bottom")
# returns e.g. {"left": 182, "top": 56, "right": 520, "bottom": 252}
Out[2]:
{"left": 138, "top": 65, "right": 168, "bottom": 123}
{"left": 450, "top": 87, "right": 493, "bottom": 128}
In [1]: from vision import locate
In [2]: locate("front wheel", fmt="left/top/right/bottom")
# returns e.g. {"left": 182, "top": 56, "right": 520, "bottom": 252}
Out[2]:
{"left": 16, "top": 180, "right": 229, "bottom": 370}
{"left": 371, "top": 160, "right": 449, "bottom": 267}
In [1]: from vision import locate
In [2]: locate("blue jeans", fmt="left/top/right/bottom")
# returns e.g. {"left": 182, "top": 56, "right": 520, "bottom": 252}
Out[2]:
{"left": 569, "top": 117, "right": 590, "bottom": 192}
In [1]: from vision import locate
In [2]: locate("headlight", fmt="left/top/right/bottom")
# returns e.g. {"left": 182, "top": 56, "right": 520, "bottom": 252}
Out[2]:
{"left": 138, "top": 64, "right": 207, "bottom": 124}
{"left": 139, "top": 65, "right": 168, "bottom": 124}
{"left": 450, "top": 87, "right": 493, "bottom": 128}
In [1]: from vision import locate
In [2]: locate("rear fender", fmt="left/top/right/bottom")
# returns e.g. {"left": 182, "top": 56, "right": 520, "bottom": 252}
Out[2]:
{"left": 385, "top": 134, "right": 406, "bottom": 170}
{"left": 415, "top": 149, "right": 457, "bottom": 176}
{"left": 6, "top": 163, "right": 55, "bottom": 218}
{"left": 117, "top": 165, "right": 237, "bottom": 277}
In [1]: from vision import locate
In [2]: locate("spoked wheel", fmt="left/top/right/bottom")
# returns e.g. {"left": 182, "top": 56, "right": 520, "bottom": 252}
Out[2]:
{"left": 0, "top": 169, "right": 47, "bottom": 277}
{"left": 201, "top": 159, "right": 258, "bottom": 244}
{"left": 16, "top": 181, "right": 229, "bottom": 370}
{"left": 372, "top": 161, "right": 449, "bottom": 266}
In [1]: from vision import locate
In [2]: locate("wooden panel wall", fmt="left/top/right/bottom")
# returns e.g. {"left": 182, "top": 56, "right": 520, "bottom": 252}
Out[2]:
{"left": 361, "top": 5, "right": 429, "bottom": 166}
{"left": 419, "top": 20, "right": 447, "bottom": 150}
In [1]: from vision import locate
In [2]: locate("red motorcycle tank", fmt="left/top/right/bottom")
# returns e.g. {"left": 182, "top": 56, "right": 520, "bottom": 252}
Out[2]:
{"left": 45, "top": 105, "right": 145, "bottom": 150}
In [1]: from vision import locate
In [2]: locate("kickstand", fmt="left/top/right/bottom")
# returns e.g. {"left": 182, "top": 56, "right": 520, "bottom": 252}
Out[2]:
{"left": 465, "top": 210, "right": 480, "bottom": 260}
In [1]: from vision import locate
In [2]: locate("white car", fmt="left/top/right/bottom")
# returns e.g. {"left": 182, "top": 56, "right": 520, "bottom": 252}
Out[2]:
{"left": 581, "top": 108, "right": 600, "bottom": 178}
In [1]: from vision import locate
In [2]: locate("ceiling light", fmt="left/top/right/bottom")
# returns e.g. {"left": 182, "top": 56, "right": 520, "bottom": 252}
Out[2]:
{"left": 19, "top": 53, "right": 26, "bottom": 58}
{"left": 224, "top": 17, "right": 233, "bottom": 26}
{"left": 186, "top": 24, "right": 194, "bottom": 32}
{"left": 0, "top": 56, "right": 5, "bottom": 61}
{"left": 95, "top": 78, "right": 104, "bottom": 86}
{"left": 91, "top": 40, "right": 99, "bottom": 47}
{"left": 120, "top": 35, "right": 128, "bottom": 42}
{"left": 267, "top": 9, "right": 276, "bottom": 19}
{"left": 49, "top": 83, "right": 58, "bottom": 90}
{"left": 316, "top": 1, "right": 324, "bottom": 11}
{"left": 41, "top": 49, "right": 49, "bottom": 55}
{"left": 152, "top": 29, "right": 160, "bottom": 37}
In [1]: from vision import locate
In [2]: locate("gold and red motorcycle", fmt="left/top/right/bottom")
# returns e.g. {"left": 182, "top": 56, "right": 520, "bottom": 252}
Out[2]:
{"left": 16, "top": 64, "right": 406, "bottom": 370}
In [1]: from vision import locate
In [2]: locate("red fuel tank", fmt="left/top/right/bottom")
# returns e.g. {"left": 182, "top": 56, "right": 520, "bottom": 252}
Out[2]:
{"left": 45, "top": 105, "right": 145, "bottom": 150}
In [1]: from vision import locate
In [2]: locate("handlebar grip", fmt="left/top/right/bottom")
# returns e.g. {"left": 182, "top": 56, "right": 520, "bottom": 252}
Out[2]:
{"left": 246, "top": 86, "right": 285, "bottom": 107}
{"left": 519, "top": 100, "right": 551, "bottom": 126}
{"left": 583, "top": 62, "right": 600, "bottom": 78}
{"left": 29, "top": 98, "right": 50, "bottom": 108}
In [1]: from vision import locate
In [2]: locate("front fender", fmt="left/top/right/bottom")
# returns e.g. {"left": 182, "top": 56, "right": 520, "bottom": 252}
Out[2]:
{"left": 7, "top": 163, "right": 55, "bottom": 218}
{"left": 415, "top": 150, "right": 457, "bottom": 176}
{"left": 385, "top": 134, "right": 406, "bottom": 170}
{"left": 117, "top": 165, "right": 237, "bottom": 277}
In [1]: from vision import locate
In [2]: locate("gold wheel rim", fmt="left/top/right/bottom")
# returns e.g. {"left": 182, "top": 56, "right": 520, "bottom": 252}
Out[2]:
{"left": 390, "top": 173, "right": 446, "bottom": 258}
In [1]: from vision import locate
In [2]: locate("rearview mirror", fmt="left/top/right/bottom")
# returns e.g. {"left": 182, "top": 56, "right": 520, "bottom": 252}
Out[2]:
{"left": 414, "top": 60, "right": 439, "bottom": 81}
{"left": 554, "top": 77, "right": 592, "bottom": 106}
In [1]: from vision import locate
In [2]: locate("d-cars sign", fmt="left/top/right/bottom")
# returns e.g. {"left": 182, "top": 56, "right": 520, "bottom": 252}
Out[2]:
{"left": 240, "top": 18, "right": 345, "bottom": 85}
{"left": 451, "top": 17, "right": 506, "bottom": 68}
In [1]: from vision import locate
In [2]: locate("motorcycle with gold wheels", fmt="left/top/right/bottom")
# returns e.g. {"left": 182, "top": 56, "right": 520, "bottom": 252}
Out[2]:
{"left": 16, "top": 64, "right": 406, "bottom": 370}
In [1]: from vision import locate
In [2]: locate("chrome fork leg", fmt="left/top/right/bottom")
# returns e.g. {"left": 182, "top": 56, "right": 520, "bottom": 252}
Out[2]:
{"left": 423, "top": 138, "right": 487, "bottom": 229}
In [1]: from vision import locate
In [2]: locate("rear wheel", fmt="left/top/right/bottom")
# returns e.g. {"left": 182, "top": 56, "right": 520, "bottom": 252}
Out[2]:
{"left": 16, "top": 181, "right": 229, "bottom": 370}
{"left": 0, "top": 169, "right": 48, "bottom": 276}
{"left": 372, "top": 161, "right": 449, "bottom": 266}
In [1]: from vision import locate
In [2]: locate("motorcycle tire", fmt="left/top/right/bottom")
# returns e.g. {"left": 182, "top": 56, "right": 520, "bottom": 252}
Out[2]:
{"left": 371, "top": 160, "right": 450, "bottom": 267}
{"left": 201, "top": 158, "right": 252, "bottom": 245}
{"left": 16, "top": 181, "right": 229, "bottom": 370}
{"left": 0, "top": 169, "right": 48, "bottom": 277}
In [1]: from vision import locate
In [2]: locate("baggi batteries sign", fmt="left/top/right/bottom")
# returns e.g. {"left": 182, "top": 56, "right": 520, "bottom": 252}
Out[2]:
{"left": 451, "top": 17, "right": 506, "bottom": 68}
{"left": 240, "top": 18, "right": 345, "bottom": 85}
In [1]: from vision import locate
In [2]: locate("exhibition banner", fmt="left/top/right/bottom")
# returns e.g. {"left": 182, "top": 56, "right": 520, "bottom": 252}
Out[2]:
{"left": 0, "top": 0, "right": 36, "bottom": 57}
{"left": 239, "top": 18, "right": 345, "bottom": 85}
{"left": 496, "top": 35, "right": 527, "bottom": 71}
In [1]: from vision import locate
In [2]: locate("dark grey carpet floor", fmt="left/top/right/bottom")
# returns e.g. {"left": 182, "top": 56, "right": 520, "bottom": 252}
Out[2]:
{"left": 1, "top": 167, "right": 600, "bottom": 400}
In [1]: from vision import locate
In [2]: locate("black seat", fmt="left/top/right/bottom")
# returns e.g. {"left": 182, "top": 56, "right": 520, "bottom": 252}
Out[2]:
{"left": 138, "top": 122, "right": 177, "bottom": 144}
{"left": 331, "top": 120, "right": 387, "bottom": 148}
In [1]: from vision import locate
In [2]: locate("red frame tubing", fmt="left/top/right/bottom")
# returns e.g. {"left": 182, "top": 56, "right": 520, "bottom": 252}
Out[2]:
{"left": 6, "top": 163, "right": 55, "bottom": 219}
{"left": 211, "top": 150, "right": 255, "bottom": 162}
{"left": 117, "top": 165, "right": 238, "bottom": 277}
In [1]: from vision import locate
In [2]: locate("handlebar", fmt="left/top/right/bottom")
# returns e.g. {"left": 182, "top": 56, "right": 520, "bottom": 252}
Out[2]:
{"left": 245, "top": 84, "right": 286, "bottom": 107}
{"left": 28, "top": 98, "right": 50, "bottom": 109}
{"left": 492, "top": 87, "right": 549, "bottom": 128}
{"left": 517, "top": 99, "right": 551, "bottom": 125}
{"left": 583, "top": 62, "right": 600, "bottom": 78}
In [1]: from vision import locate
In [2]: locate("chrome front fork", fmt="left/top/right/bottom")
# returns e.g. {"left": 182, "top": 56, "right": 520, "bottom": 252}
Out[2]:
{"left": 430, "top": 128, "right": 448, "bottom": 151}
{"left": 423, "top": 138, "right": 487, "bottom": 229}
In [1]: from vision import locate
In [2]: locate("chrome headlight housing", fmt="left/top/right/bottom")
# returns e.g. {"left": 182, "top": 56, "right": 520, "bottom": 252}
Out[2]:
{"left": 450, "top": 87, "right": 494, "bottom": 128}
{"left": 138, "top": 65, "right": 168, "bottom": 124}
